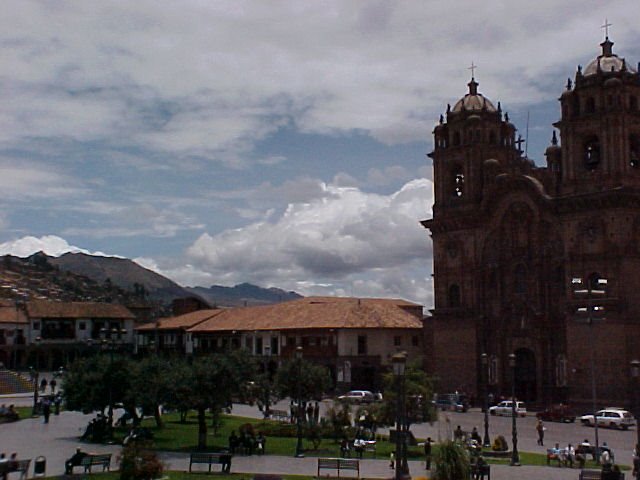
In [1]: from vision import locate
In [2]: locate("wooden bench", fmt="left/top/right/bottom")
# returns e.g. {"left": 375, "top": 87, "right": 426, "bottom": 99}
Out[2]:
{"left": 352, "top": 440, "right": 376, "bottom": 458}
{"left": 79, "top": 453, "right": 112, "bottom": 473}
{"left": 317, "top": 458, "right": 359, "bottom": 478}
{"left": 579, "top": 470, "right": 625, "bottom": 480}
{"left": 189, "top": 452, "right": 232, "bottom": 473}
{"left": 0, "top": 459, "right": 31, "bottom": 480}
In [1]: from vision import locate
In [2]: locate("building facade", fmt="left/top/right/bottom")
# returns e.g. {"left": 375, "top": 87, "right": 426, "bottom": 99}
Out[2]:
{"left": 423, "top": 37, "right": 640, "bottom": 407}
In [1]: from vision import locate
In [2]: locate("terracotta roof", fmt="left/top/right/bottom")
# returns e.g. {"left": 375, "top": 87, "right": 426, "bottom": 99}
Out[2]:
{"left": 188, "top": 296, "right": 424, "bottom": 333}
{"left": 136, "top": 309, "right": 224, "bottom": 331}
{"left": 26, "top": 300, "right": 135, "bottom": 319}
{"left": 0, "top": 300, "right": 28, "bottom": 324}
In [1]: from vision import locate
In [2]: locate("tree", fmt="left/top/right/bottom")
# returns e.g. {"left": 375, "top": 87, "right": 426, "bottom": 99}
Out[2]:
{"left": 127, "top": 355, "right": 173, "bottom": 428}
{"left": 274, "top": 356, "right": 332, "bottom": 404}
{"left": 375, "top": 359, "right": 436, "bottom": 429}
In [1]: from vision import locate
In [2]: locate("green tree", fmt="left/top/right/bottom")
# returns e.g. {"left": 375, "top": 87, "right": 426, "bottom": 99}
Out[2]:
{"left": 127, "top": 355, "right": 173, "bottom": 428}
{"left": 375, "top": 359, "right": 435, "bottom": 429}
{"left": 274, "top": 356, "right": 332, "bottom": 403}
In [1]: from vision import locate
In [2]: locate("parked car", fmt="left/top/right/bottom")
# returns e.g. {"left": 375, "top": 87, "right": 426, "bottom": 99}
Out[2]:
{"left": 536, "top": 404, "right": 576, "bottom": 423}
{"left": 434, "top": 393, "right": 469, "bottom": 412}
{"left": 489, "top": 400, "right": 527, "bottom": 417}
{"left": 579, "top": 408, "right": 635, "bottom": 430}
{"left": 338, "top": 390, "right": 375, "bottom": 404}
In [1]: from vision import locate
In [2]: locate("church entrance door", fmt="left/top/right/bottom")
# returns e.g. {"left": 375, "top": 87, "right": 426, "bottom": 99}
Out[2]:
{"left": 514, "top": 348, "right": 536, "bottom": 402}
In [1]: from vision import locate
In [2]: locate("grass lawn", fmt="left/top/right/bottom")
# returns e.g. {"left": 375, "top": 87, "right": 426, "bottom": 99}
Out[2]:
{"left": 117, "top": 412, "right": 426, "bottom": 460}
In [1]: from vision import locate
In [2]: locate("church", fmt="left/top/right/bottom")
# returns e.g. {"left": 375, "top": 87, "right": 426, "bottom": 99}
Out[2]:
{"left": 422, "top": 35, "right": 640, "bottom": 408}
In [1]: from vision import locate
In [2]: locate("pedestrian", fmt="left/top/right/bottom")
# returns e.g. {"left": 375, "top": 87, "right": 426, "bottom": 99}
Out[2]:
{"left": 313, "top": 401, "right": 320, "bottom": 424}
{"left": 424, "top": 437, "right": 432, "bottom": 470}
{"left": 40, "top": 378, "right": 47, "bottom": 393}
{"left": 389, "top": 451, "right": 395, "bottom": 469}
{"left": 42, "top": 397, "right": 51, "bottom": 424}
{"left": 54, "top": 394, "right": 61, "bottom": 415}
{"left": 50, "top": 378, "right": 57, "bottom": 394}
{"left": 536, "top": 418, "right": 545, "bottom": 446}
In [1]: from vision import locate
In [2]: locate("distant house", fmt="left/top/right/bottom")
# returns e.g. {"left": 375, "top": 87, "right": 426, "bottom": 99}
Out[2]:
{"left": 183, "top": 296, "right": 424, "bottom": 392}
{"left": 134, "top": 309, "right": 222, "bottom": 354}
{"left": 26, "top": 300, "right": 136, "bottom": 370}
{"left": 0, "top": 300, "right": 28, "bottom": 369}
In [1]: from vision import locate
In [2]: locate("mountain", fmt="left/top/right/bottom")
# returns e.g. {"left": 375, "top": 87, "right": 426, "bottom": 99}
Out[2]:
{"left": 50, "top": 252, "right": 189, "bottom": 303}
{"left": 186, "top": 283, "right": 302, "bottom": 307}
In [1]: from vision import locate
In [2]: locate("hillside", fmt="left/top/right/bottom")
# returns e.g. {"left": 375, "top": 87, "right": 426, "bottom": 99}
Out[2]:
{"left": 50, "top": 252, "right": 189, "bottom": 303}
{"left": 187, "top": 283, "right": 302, "bottom": 307}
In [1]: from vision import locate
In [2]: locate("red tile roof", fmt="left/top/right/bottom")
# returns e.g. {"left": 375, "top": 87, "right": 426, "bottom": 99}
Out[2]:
{"left": 26, "top": 300, "right": 135, "bottom": 319}
{"left": 0, "top": 300, "right": 28, "bottom": 324}
{"left": 188, "top": 296, "right": 423, "bottom": 333}
{"left": 136, "top": 309, "right": 224, "bottom": 331}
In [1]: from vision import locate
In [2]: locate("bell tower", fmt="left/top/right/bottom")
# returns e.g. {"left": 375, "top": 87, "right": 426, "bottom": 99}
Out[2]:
{"left": 554, "top": 36, "right": 640, "bottom": 194}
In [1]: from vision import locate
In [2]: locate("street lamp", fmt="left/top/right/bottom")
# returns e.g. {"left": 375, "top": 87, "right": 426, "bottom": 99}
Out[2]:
{"left": 392, "top": 351, "right": 410, "bottom": 480}
{"left": 631, "top": 359, "right": 640, "bottom": 480}
{"left": 572, "top": 275, "right": 607, "bottom": 460}
{"left": 481, "top": 353, "right": 491, "bottom": 448}
{"left": 30, "top": 336, "right": 41, "bottom": 416}
{"left": 509, "top": 353, "right": 520, "bottom": 466}
{"left": 294, "top": 346, "right": 304, "bottom": 458}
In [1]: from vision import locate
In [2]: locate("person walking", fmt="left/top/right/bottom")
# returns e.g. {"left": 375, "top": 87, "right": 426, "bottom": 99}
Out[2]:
{"left": 42, "top": 398, "right": 51, "bottom": 424}
{"left": 424, "top": 437, "right": 433, "bottom": 470}
{"left": 536, "top": 418, "right": 545, "bottom": 446}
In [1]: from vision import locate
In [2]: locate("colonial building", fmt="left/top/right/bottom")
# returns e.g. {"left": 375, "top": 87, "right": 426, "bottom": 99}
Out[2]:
{"left": 423, "top": 36, "right": 640, "bottom": 407}
{"left": 136, "top": 296, "right": 424, "bottom": 392}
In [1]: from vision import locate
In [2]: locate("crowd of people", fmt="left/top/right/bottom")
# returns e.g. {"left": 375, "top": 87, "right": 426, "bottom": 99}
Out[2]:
{"left": 227, "top": 430, "right": 266, "bottom": 456}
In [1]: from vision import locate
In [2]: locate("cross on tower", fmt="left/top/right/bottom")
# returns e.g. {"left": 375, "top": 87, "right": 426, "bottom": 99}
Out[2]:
{"left": 601, "top": 18, "right": 612, "bottom": 39}
{"left": 468, "top": 62, "right": 477, "bottom": 79}
{"left": 515, "top": 135, "right": 525, "bottom": 153}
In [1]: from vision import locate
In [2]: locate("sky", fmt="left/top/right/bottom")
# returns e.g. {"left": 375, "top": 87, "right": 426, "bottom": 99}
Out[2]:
{"left": 1, "top": 1, "right": 639, "bottom": 308}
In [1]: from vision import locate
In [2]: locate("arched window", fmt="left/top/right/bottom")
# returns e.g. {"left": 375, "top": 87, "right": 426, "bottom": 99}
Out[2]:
{"left": 448, "top": 284, "right": 461, "bottom": 308}
{"left": 586, "top": 97, "right": 596, "bottom": 114}
{"left": 450, "top": 165, "right": 464, "bottom": 197}
{"left": 584, "top": 135, "right": 601, "bottom": 170}
{"left": 514, "top": 264, "right": 527, "bottom": 294}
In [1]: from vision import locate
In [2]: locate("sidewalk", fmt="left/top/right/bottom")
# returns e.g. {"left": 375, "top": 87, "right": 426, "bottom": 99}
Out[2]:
{"left": 0, "top": 410, "right": 583, "bottom": 480}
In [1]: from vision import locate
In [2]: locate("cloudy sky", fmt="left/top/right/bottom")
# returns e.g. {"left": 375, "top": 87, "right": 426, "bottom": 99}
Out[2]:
{"left": 1, "top": 1, "right": 639, "bottom": 307}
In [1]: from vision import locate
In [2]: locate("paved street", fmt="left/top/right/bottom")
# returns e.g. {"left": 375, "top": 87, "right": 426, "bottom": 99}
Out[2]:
{"left": 0, "top": 394, "right": 634, "bottom": 479}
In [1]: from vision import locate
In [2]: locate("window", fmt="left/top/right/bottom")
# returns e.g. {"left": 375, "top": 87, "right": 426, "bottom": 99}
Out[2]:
{"left": 631, "top": 96, "right": 638, "bottom": 111}
{"left": 514, "top": 264, "right": 527, "bottom": 294}
{"left": 555, "top": 355, "right": 567, "bottom": 387}
{"left": 584, "top": 135, "right": 600, "bottom": 170}
{"left": 79, "top": 322, "right": 86, "bottom": 331}
{"left": 412, "top": 335, "right": 419, "bottom": 347}
{"left": 453, "top": 131, "right": 461, "bottom": 146}
{"left": 448, "top": 284, "right": 461, "bottom": 308}
{"left": 489, "top": 131, "right": 497, "bottom": 144}
{"left": 630, "top": 135, "right": 640, "bottom": 168}
{"left": 357, "top": 335, "right": 367, "bottom": 355}
{"left": 33, "top": 321, "right": 40, "bottom": 330}
{"left": 256, "top": 337, "right": 263, "bottom": 355}
{"left": 488, "top": 355, "right": 498, "bottom": 385}
{"left": 394, "top": 336, "right": 402, "bottom": 347}
{"left": 586, "top": 97, "right": 596, "bottom": 114}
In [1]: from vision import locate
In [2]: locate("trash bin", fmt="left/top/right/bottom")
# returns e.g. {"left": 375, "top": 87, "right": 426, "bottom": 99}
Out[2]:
{"left": 34, "top": 456, "right": 46, "bottom": 477}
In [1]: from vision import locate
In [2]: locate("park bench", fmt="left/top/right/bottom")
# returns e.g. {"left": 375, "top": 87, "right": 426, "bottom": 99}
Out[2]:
{"left": 79, "top": 453, "right": 112, "bottom": 473}
{"left": 579, "top": 470, "right": 625, "bottom": 480}
{"left": 547, "top": 448, "right": 568, "bottom": 467}
{"left": 352, "top": 440, "right": 376, "bottom": 458}
{"left": 0, "top": 459, "right": 31, "bottom": 480}
{"left": 470, "top": 463, "right": 491, "bottom": 480}
{"left": 269, "top": 409, "right": 289, "bottom": 422}
{"left": 189, "top": 452, "right": 232, "bottom": 473}
{"left": 317, "top": 458, "right": 359, "bottom": 478}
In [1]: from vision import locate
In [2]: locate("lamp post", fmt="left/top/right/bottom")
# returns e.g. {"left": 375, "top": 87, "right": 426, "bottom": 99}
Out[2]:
{"left": 481, "top": 353, "right": 491, "bottom": 448}
{"left": 30, "top": 336, "right": 41, "bottom": 416}
{"left": 631, "top": 359, "right": 640, "bottom": 480}
{"left": 294, "top": 346, "right": 304, "bottom": 458}
{"left": 572, "top": 276, "right": 607, "bottom": 460}
{"left": 509, "top": 353, "right": 520, "bottom": 466}
{"left": 392, "top": 352, "right": 410, "bottom": 480}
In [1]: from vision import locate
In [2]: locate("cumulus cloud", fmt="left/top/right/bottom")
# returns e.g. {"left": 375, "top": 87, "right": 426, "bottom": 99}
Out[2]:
{"left": 0, "top": 235, "right": 114, "bottom": 258}
{"left": 185, "top": 178, "right": 434, "bottom": 304}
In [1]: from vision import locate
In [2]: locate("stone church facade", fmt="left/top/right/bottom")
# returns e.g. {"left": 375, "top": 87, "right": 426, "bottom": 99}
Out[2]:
{"left": 422, "top": 37, "right": 640, "bottom": 408}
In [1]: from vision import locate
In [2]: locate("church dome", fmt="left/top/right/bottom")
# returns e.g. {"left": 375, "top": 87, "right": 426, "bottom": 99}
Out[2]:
{"left": 583, "top": 37, "right": 636, "bottom": 76}
{"left": 452, "top": 78, "right": 497, "bottom": 113}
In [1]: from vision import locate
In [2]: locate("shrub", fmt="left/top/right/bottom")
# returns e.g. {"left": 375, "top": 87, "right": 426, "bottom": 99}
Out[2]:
{"left": 432, "top": 440, "right": 470, "bottom": 480}
{"left": 492, "top": 435, "right": 508, "bottom": 451}
{"left": 119, "top": 440, "right": 164, "bottom": 480}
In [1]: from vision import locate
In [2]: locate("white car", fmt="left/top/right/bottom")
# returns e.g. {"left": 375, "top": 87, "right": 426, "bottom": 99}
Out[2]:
{"left": 489, "top": 400, "right": 527, "bottom": 417}
{"left": 580, "top": 408, "right": 635, "bottom": 430}
{"left": 338, "top": 390, "right": 375, "bottom": 404}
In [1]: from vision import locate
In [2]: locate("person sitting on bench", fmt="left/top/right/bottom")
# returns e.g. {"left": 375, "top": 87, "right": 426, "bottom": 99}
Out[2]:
{"left": 65, "top": 448, "right": 87, "bottom": 474}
